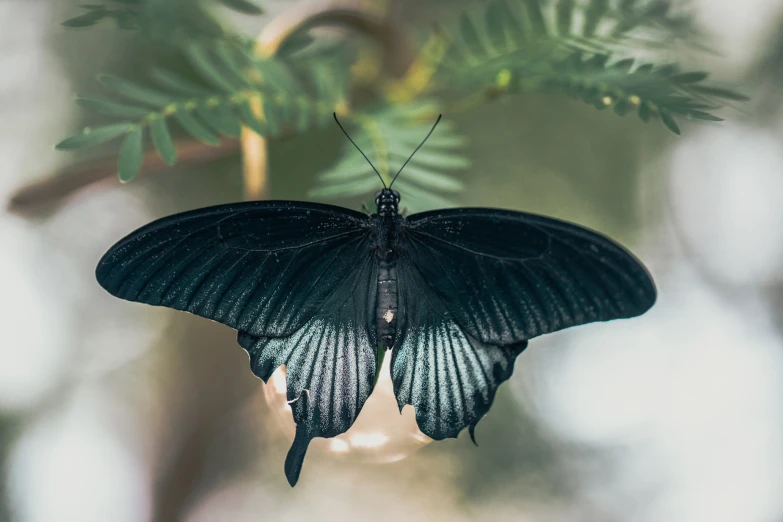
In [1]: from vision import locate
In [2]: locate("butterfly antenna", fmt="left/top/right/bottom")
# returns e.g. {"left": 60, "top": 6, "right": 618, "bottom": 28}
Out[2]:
{"left": 333, "top": 113, "right": 386, "bottom": 189}
{"left": 389, "top": 114, "right": 442, "bottom": 189}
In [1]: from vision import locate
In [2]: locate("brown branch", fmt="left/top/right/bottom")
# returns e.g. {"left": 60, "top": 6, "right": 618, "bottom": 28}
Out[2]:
{"left": 256, "top": 3, "right": 414, "bottom": 74}
{"left": 7, "top": 140, "right": 240, "bottom": 215}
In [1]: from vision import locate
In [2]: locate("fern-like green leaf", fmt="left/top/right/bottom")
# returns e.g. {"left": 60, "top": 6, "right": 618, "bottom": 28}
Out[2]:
{"left": 659, "top": 111, "right": 680, "bottom": 135}
{"left": 556, "top": 0, "right": 575, "bottom": 36}
{"left": 255, "top": 58, "right": 304, "bottom": 94}
{"left": 217, "top": 0, "right": 264, "bottom": 15}
{"left": 118, "top": 127, "right": 144, "bottom": 182}
{"left": 690, "top": 84, "right": 750, "bottom": 101}
{"left": 263, "top": 100, "right": 283, "bottom": 137}
{"left": 294, "top": 100, "right": 311, "bottom": 133}
{"left": 186, "top": 43, "right": 241, "bottom": 93}
{"left": 214, "top": 42, "right": 253, "bottom": 88}
{"left": 197, "top": 104, "right": 242, "bottom": 138}
{"left": 149, "top": 69, "right": 212, "bottom": 97}
{"left": 75, "top": 97, "right": 150, "bottom": 118}
{"left": 540, "top": 54, "right": 746, "bottom": 134}
{"left": 391, "top": 164, "right": 464, "bottom": 192}
{"left": 62, "top": 0, "right": 262, "bottom": 35}
{"left": 391, "top": 149, "right": 470, "bottom": 170}
{"left": 460, "top": 12, "right": 487, "bottom": 60}
{"left": 485, "top": 1, "right": 523, "bottom": 51}
{"left": 310, "top": 176, "right": 380, "bottom": 198}
{"left": 62, "top": 2, "right": 144, "bottom": 31}
{"left": 688, "top": 110, "right": 723, "bottom": 122}
{"left": 62, "top": 11, "right": 107, "bottom": 28}
{"left": 55, "top": 122, "right": 134, "bottom": 150}
{"left": 393, "top": 183, "right": 457, "bottom": 211}
{"left": 56, "top": 28, "right": 383, "bottom": 189}
{"left": 98, "top": 74, "right": 175, "bottom": 107}
{"left": 174, "top": 110, "right": 220, "bottom": 145}
{"left": 436, "top": 0, "right": 708, "bottom": 91}
{"left": 433, "top": 0, "right": 746, "bottom": 135}
{"left": 237, "top": 101, "right": 268, "bottom": 136}
{"left": 149, "top": 117, "right": 177, "bottom": 165}
{"left": 61, "top": 47, "right": 345, "bottom": 163}
{"left": 521, "top": 0, "right": 547, "bottom": 35}
{"left": 583, "top": 0, "right": 609, "bottom": 37}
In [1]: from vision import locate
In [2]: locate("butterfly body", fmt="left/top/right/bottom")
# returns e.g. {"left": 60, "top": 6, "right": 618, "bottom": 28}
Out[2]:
{"left": 370, "top": 189, "right": 404, "bottom": 349}
{"left": 375, "top": 259, "right": 399, "bottom": 350}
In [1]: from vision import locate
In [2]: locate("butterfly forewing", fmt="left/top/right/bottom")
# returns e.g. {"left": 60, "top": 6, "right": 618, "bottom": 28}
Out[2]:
{"left": 96, "top": 201, "right": 372, "bottom": 337}
{"left": 401, "top": 208, "right": 657, "bottom": 344}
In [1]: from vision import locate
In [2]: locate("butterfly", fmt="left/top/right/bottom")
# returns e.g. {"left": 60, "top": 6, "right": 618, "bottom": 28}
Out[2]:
{"left": 96, "top": 114, "right": 656, "bottom": 487}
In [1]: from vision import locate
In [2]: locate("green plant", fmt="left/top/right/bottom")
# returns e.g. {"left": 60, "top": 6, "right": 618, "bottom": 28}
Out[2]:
{"left": 56, "top": 41, "right": 347, "bottom": 180}
{"left": 62, "top": 0, "right": 263, "bottom": 31}
{"left": 55, "top": 0, "right": 746, "bottom": 212}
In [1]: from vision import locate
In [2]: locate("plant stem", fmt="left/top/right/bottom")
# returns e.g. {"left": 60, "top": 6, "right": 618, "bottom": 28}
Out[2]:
{"left": 7, "top": 139, "right": 240, "bottom": 214}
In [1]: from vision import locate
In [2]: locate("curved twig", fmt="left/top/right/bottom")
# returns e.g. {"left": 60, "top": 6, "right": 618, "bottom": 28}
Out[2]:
{"left": 8, "top": 140, "right": 240, "bottom": 214}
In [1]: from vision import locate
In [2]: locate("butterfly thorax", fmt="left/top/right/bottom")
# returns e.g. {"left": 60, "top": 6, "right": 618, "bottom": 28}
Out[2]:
{"left": 372, "top": 188, "right": 402, "bottom": 261}
{"left": 372, "top": 213, "right": 401, "bottom": 261}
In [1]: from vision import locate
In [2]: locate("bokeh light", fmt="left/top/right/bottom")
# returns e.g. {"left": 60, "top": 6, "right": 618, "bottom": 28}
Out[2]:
{"left": 670, "top": 124, "right": 783, "bottom": 287}
{"left": 0, "top": 218, "right": 72, "bottom": 412}
{"left": 8, "top": 390, "right": 153, "bottom": 522}
{"left": 261, "top": 354, "right": 431, "bottom": 464}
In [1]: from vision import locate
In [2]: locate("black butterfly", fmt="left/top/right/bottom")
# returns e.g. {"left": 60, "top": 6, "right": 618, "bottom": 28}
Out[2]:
{"left": 96, "top": 114, "right": 656, "bottom": 487}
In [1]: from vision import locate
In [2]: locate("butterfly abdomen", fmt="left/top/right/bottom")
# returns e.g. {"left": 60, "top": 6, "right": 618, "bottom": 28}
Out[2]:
{"left": 376, "top": 259, "right": 398, "bottom": 350}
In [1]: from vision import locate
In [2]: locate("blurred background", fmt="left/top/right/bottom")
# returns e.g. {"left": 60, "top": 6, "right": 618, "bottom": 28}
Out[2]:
{"left": 2, "top": 0, "right": 783, "bottom": 520}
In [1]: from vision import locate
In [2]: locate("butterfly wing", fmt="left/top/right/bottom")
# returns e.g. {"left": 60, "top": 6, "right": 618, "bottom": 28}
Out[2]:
{"left": 401, "top": 208, "right": 656, "bottom": 344}
{"left": 96, "top": 200, "right": 372, "bottom": 337}
{"left": 392, "top": 208, "right": 655, "bottom": 441}
{"left": 392, "top": 255, "right": 528, "bottom": 442}
{"left": 238, "top": 249, "right": 378, "bottom": 487}
{"left": 97, "top": 201, "right": 379, "bottom": 486}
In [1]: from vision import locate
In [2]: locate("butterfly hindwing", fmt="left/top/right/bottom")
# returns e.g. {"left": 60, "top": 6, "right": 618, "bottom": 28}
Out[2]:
{"left": 237, "top": 245, "right": 378, "bottom": 487}
{"left": 96, "top": 201, "right": 372, "bottom": 338}
{"left": 402, "top": 208, "right": 657, "bottom": 344}
{"left": 392, "top": 253, "right": 528, "bottom": 442}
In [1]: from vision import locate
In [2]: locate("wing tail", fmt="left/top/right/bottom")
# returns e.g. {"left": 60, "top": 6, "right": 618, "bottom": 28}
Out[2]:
{"left": 285, "top": 408, "right": 314, "bottom": 487}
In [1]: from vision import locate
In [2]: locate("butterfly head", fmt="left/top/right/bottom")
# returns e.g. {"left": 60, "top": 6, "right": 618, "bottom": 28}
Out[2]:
{"left": 374, "top": 189, "right": 400, "bottom": 215}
